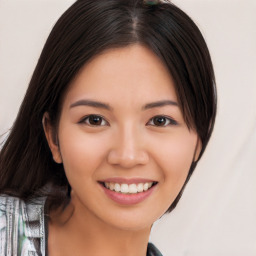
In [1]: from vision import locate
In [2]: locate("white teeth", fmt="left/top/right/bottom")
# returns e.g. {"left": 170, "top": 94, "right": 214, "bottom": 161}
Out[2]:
{"left": 137, "top": 183, "right": 144, "bottom": 192}
{"left": 129, "top": 184, "right": 138, "bottom": 194}
{"left": 114, "top": 183, "right": 121, "bottom": 192}
{"left": 109, "top": 183, "right": 115, "bottom": 191}
{"left": 143, "top": 183, "right": 149, "bottom": 191}
{"left": 104, "top": 182, "right": 155, "bottom": 194}
{"left": 121, "top": 184, "right": 129, "bottom": 193}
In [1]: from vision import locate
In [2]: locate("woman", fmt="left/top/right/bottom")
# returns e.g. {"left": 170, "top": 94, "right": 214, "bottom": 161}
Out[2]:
{"left": 0, "top": 0, "right": 216, "bottom": 255}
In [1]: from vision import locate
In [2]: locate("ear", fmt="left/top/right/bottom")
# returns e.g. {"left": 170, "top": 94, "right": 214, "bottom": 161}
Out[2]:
{"left": 42, "top": 112, "right": 62, "bottom": 164}
{"left": 194, "top": 136, "right": 202, "bottom": 162}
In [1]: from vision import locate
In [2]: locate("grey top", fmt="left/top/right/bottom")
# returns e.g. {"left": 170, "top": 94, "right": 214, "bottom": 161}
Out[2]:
{"left": 0, "top": 195, "right": 163, "bottom": 256}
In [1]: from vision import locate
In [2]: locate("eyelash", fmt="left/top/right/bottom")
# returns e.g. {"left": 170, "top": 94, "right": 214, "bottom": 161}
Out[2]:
{"left": 79, "top": 115, "right": 109, "bottom": 126}
{"left": 79, "top": 115, "right": 178, "bottom": 127}
{"left": 147, "top": 115, "right": 178, "bottom": 127}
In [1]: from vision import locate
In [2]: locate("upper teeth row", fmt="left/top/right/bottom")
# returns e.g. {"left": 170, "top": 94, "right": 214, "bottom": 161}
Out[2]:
{"left": 104, "top": 182, "right": 154, "bottom": 194}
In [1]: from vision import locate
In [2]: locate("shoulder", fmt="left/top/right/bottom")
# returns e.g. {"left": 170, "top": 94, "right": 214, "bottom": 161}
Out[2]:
{"left": 147, "top": 242, "right": 163, "bottom": 256}
{"left": 0, "top": 194, "right": 46, "bottom": 220}
{"left": 0, "top": 194, "right": 47, "bottom": 256}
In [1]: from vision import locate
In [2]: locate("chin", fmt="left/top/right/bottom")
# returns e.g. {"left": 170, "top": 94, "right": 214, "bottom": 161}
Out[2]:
{"left": 99, "top": 207, "right": 160, "bottom": 232}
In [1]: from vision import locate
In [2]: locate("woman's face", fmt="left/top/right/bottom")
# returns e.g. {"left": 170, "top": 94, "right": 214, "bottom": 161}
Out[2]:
{"left": 46, "top": 44, "right": 201, "bottom": 231}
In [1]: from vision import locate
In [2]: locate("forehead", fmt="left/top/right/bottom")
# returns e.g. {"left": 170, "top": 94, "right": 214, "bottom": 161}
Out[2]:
{"left": 63, "top": 44, "right": 178, "bottom": 107}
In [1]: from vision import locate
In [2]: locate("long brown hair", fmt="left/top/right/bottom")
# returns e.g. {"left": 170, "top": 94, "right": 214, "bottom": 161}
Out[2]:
{"left": 0, "top": 0, "right": 216, "bottom": 213}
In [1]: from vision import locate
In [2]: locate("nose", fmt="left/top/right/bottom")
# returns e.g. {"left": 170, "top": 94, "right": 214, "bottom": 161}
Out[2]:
{"left": 107, "top": 125, "right": 149, "bottom": 169}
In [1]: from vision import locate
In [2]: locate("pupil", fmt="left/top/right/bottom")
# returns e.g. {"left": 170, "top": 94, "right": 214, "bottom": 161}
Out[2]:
{"left": 89, "top": 115, "right": 101, "bottom": 125}
{"left": 154, "top": 116, "right": 166, "bottom": 126}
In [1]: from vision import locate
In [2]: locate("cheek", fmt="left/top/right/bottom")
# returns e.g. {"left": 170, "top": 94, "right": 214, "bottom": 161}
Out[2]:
{"left": 151, "top": 129, "right": 197, "bottom": 184}
{"left": 58, "top": 125, "right": 109, "bottom": 183}
{"left": 150, "top": 131, "right": 197, "bottom": 212}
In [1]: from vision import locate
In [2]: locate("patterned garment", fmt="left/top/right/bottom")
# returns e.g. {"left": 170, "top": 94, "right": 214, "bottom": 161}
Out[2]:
{"left": 0, "top": 195, "right": 163, "bottom": 256}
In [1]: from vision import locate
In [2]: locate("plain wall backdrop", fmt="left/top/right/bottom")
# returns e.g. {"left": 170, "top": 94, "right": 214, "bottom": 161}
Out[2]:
{"left": 0, "top": 0, "right": 256, "bottom": 255}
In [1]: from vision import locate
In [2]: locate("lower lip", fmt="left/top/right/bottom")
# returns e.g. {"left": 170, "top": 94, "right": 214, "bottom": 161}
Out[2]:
{"left": 100, "top": 183, "right": 157, "bottom": 205}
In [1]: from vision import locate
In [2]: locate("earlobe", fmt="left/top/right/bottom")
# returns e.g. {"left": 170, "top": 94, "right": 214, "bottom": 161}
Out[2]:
{"left": 42, "top": 113, "right": 62, "bottom": 164}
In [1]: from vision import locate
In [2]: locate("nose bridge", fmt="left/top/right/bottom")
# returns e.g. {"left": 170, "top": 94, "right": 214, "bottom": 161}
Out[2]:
{"left": 121, "top": 123, "right": 140, "bottom": 157}
{"left": 107, "top": 122, "right": 149, "bottom": 168}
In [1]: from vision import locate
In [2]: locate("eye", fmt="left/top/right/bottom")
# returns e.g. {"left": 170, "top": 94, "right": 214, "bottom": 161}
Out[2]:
{"left": 79, "top": 115, "right": 109, "bottom": 126}
{"left": 147, "top": 115, "right": 178, "bottom": 127}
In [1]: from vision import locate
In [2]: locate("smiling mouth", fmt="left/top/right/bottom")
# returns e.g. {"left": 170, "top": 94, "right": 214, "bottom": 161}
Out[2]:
{"left": 99, "top": 181, "right": 158, "bottom": 194}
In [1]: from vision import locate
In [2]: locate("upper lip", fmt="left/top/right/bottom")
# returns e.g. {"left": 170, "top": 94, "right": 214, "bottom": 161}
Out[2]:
{"left": 99, "top": 177, "right": 157, "bottom": 185}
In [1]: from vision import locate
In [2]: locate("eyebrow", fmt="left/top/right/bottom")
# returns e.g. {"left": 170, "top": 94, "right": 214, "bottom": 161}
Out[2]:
{"left": 69, "top": 99, "right": 178, "bottom": 111}
{"left": 142, "top": 100, "right": 178, "bottom": 110}
{"left": 70, "top": 99, "right": 112, "bottom": 110}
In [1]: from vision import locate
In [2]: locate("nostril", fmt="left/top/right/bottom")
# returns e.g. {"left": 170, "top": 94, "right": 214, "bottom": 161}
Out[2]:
{"left": 107, "top": 149, "right": 149, "bottom": 168}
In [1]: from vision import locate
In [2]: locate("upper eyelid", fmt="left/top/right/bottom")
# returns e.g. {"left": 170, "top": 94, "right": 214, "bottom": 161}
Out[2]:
{"left": 79, "top": 114, "right": 109, "bottom": 125}
{"left": 147, "top": 115, "right": 178, "bottom": 126}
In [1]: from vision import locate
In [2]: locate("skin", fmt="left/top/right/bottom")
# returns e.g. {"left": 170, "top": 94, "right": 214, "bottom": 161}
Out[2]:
{"left": 44, "top": 44, "right": 201, "bottom": 256}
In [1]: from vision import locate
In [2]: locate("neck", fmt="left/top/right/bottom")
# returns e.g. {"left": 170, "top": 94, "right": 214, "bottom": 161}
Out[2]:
{"left": 48, "top": 198, "right": 151, "bottom": 256}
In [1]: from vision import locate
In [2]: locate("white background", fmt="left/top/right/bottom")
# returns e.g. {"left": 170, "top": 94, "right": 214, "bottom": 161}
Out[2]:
{"left": 0, "top": 0, "right": 256, "bottom": 255}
